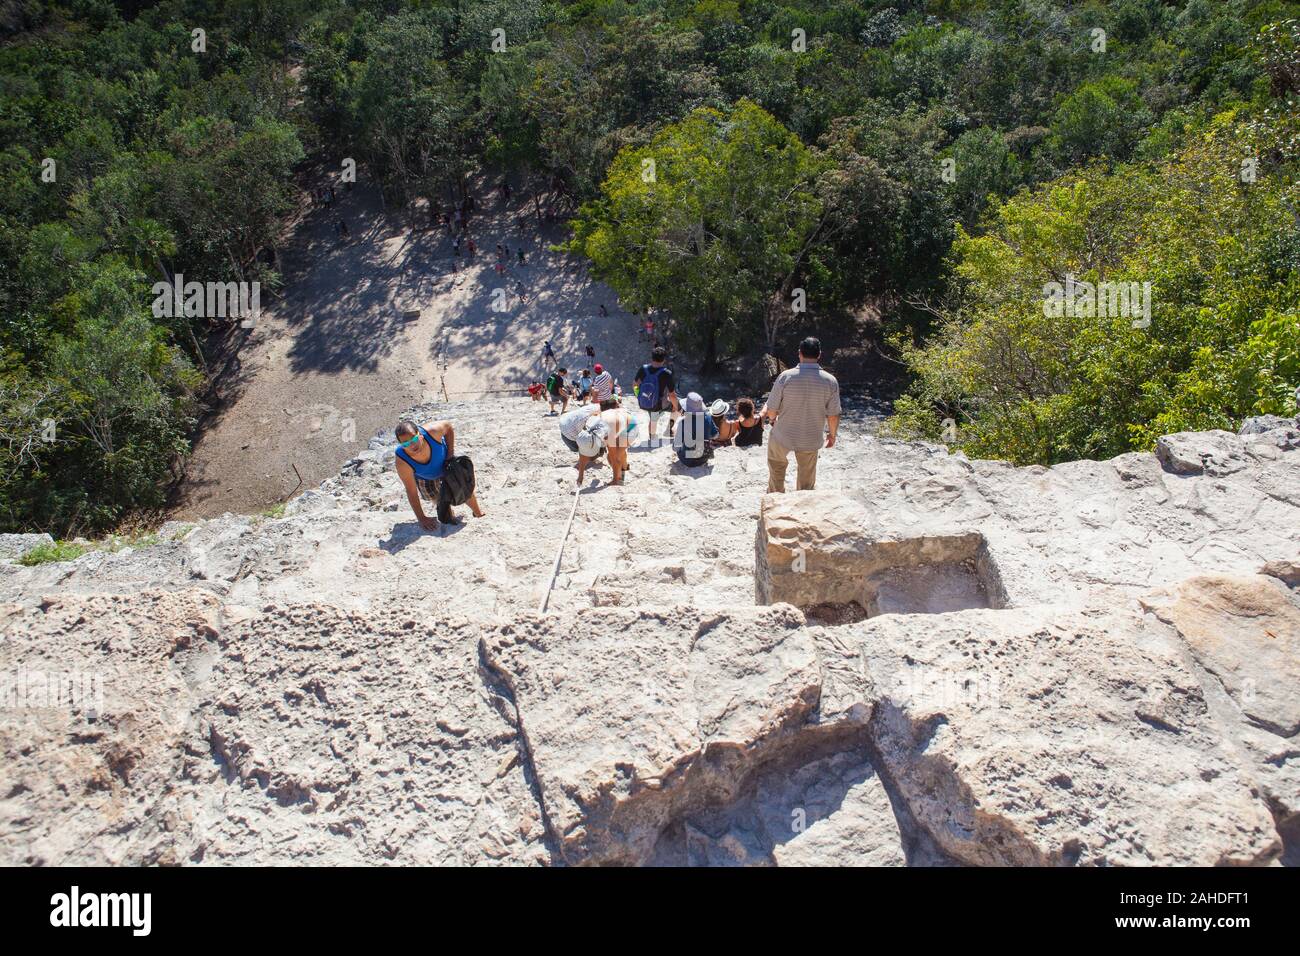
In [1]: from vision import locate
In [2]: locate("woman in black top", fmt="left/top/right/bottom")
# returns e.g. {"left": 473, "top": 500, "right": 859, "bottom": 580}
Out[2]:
{"left": 733, "top": 397, "right": 764, "bottom": 447}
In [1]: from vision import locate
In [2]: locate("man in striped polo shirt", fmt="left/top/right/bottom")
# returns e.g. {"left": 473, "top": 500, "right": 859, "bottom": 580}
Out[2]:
{"left": 761, "top": 337, "right": 841, "bottom": 493}
{"left": 589, "top": 363, "right": 615, "bottom": 402}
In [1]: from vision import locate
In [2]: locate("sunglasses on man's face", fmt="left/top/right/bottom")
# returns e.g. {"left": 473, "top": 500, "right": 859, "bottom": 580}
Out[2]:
{"left": 398, "top": 433, "right": 421, "bottom": 450}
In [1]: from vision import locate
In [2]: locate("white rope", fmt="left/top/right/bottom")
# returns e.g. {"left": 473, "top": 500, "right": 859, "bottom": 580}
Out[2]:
{"left": 537, "top": 483, "right": 582, "bottom": 615}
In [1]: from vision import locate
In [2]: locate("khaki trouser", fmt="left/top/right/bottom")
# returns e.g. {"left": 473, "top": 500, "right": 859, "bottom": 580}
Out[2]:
{"left": 767, "top": 437, "right": 819, "bottom": 492}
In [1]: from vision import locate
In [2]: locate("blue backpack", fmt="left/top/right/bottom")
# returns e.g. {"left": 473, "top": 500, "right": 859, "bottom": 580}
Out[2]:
{"left": 637, "top": 365, "right": 668, "bottom": 411}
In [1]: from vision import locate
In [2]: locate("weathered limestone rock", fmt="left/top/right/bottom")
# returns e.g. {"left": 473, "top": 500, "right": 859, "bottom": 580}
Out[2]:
{"left": 758, "top": 425, "right": 1300, "bottom": 615}
{"left": 0, "top": 533, "right": 53, "bottom": 562}
{"left": 190, "top": 601, "right": 546, "bottom": 866}
{"left": 814, "top": 603, "right": 1281, "bottom": 866}
{"left": 650, "top": 750, "right": 910, "bottom": 866}
{"left": 2, "top": 399, "right": 1297, "bottom": 866}
{"left": 482, "top": 604, "right": 845, "bottom": 865}
{"left": 1156, "top": 429, "right": 1255, "bottom": 476}
{"left": 1140, "top": 574, "right": 1300, "bottom": 839}
{"left": 1262, "top": 559, "right": 1300, "bottom": 587}
{"left": 0, "top": 592, "right": 546, "bottom": 866}
{"left": 0, "top": 590, "right": 222, "bottom": 865}
{"left": 1240, "top": 415, "right": 1297, "bottom": 435}
{"left": 755, "top": 492, "right": 1003, "bottom": 614}
{"left": 764, "top": 756, "right": 908, "bottom": 867}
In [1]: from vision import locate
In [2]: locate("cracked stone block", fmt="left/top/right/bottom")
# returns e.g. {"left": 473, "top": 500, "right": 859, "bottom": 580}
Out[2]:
{"left": 1, "top": 399, "right": 1297, "bottom": 867}
{"left": 813, "top": 602, "right": 1281, "bottom": 866}
{"left": 482, "top": 604, "right": 828, "bottom": 865}
{"left": 755, "top": 492, "right": 1004, "bottom": 616}
{"left": 1141, "top": 573, "right": 1300, "bottom": 852}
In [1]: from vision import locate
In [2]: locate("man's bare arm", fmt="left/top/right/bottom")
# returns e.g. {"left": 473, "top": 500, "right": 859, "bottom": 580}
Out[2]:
{"left": 396, "top": 460, "right": 432, "bottom": 524}
{"left": 425, "top": 420, "right": 454, "bottom": 457}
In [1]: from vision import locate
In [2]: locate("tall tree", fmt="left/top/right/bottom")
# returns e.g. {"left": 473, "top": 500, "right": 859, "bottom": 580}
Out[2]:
{"left": 567, "top": 100, "right": 825, "bottom": 368}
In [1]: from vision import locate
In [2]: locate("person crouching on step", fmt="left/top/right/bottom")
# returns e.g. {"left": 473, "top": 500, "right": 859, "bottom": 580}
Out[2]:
{"left": 394, "top": 418, "right": 484, "bottom": 531}
{"left": 577, "top": 399, "right": 631, "bottom": 485}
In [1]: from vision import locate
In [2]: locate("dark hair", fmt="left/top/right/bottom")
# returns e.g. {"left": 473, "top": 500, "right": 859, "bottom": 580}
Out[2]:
{"left": 599, "top": 398, "right": 620, "bottom": 410}
{"left": 395, "top": 419, "right": 418, "bottom": 439}
{"left": 557, "top": 366, "right": 567, "bottom": 374}
{"left": 736, "top": 398, "right": 755, "bottom": 418}
{"left": 651, "top": 346, "right": 667, "bottom": 363}
{"left": 799, "top": 337, "right": 821, "bottom": 359}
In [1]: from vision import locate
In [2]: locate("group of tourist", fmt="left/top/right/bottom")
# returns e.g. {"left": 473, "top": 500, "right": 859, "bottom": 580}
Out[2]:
{"left": 394, "top": 337, "right": 840, "bottom": 529}
{"left": 543, "top": 338, "right": 839, "bottom": 490}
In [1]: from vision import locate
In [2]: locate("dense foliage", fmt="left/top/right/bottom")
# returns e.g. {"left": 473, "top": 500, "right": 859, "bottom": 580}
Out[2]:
{"left": 886, "top": 106, "right": 1300, "bottom": 462}
{"left": 2, "top": 1, "right": 1298, "bottom": 532}
{"left": 1, "top": 0, "right": 308, "bottom": 531}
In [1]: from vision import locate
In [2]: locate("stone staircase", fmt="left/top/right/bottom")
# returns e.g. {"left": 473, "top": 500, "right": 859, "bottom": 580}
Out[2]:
{"left": 2, "top": 400, "right": 1297, "bottom": 867}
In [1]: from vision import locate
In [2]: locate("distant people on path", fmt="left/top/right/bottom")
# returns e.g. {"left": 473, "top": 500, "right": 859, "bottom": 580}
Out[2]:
{"left": 578, "top": 368, "right": 593, "bottom": 401}
{"left": 335, "top": 219, "right": 350, "bottom": 240}
{"left": 762, "top": 337, "right": 841, "bottom": 493}
{"left": 674, "top": 393, "right": 717, "bottom": 467}
{"left": 590, "top": 364, "right": 614, "bottom": 402}
{"left": 527, "top": 381, "right": 546, "bottom": 402}
{"left": 517, "top": 248, "right": 526, "bottom": 266}
{"left": 634, "top": 346, "right": 680, "bottom": 443}
{"left": 733, "top": 398, "right": 764, "bottom": 448}
{"left": 394, "top": 418, "right": 484, "bottom": 531}
{"left": 466, "top": 237, "right": 477, "bottom": 257}
{"left": 546, "top": 366, "right": 570, "bottom": 414}
{"left": 585, "top": 344, "right": 596, "bottom": 362}
{"left": 599, "top": 304, "right": 608, "bottom": 317}
{"left": 542, "top": 341, "right": 556, "bottom": 369}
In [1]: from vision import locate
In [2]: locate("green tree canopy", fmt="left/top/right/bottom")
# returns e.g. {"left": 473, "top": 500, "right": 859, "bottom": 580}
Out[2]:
{"left": 567, "top": 99, "right": 827, "bottom": 365}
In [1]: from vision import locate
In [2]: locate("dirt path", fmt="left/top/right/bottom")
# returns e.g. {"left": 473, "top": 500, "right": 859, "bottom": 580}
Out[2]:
{"left": 172, "top": 174, "right": 657, "bottom": 519}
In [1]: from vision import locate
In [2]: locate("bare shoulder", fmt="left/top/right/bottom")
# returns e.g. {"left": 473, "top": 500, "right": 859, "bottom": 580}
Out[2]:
{"left": 424, "top": 419, "right": 452, "bottom": 437}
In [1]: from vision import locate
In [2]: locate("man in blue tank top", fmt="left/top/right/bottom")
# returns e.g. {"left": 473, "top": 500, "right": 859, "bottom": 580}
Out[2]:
{"left": 394, "top": 418, "right": 484, "bottom": 531}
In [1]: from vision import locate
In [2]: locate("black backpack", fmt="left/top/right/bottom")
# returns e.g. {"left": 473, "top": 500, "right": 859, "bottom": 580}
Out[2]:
{"left": 437, "top": 456, "right": 476, "bottom": 521}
